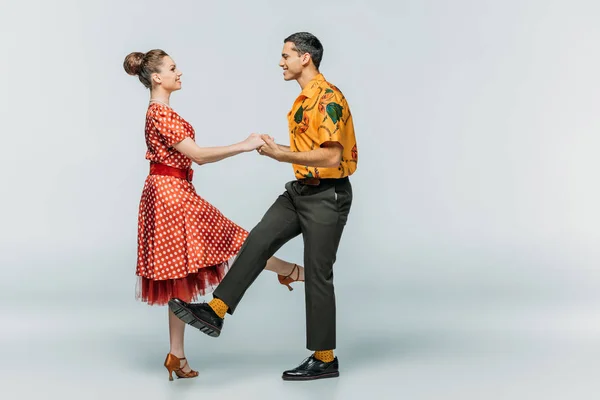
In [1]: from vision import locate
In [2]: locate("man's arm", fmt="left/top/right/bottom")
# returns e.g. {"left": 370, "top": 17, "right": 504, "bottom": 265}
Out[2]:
{"left": 260, "top": 136, "right": 342, "bottom": 168}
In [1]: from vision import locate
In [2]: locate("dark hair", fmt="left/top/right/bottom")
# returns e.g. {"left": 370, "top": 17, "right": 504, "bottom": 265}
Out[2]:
{"left": 284, "top": 32, "right": 323, "bottom": 69}
{"left": 123, "top": 49, "right": 169, "bottom": 89}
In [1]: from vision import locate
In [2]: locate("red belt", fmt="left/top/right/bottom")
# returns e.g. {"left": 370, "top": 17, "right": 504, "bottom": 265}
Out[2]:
{"left": 149, "top": 162, "right": 193, "bottom": 182}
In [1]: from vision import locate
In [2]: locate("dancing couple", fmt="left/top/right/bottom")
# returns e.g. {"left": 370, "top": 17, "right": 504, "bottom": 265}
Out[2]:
{"left": 124, "top": 32, "right": 357, "bottom": 381}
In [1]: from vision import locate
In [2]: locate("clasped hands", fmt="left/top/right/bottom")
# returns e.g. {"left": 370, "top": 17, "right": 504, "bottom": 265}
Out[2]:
{"left": 243, "top": 133, "right": 282, "bottom": 161}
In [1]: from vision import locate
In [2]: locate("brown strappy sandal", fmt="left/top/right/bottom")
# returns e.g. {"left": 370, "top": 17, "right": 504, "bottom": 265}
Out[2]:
{"left": 277, "top": 264, "right": 304, "bottom": 291}
{"left": 164, "top": 353, "right": 199, "bottom": 381}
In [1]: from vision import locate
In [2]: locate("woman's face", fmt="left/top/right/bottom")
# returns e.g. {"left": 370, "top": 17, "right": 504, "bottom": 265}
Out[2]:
{"left": 153, "top": 56, "right": 182, "bottom": 91}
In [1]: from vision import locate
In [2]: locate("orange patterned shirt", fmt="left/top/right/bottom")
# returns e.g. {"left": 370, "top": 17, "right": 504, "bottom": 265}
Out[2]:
{"left": 287, "top": 74, "right": 358, "bottom": 179}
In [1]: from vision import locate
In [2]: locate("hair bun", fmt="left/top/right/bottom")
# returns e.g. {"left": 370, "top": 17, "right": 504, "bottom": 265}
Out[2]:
{"left": 123, "top": 52, "right": 145, "bottom": 76}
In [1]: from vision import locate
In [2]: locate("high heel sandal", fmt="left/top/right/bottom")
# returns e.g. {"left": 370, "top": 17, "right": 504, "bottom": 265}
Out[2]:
{"left": 278, "top": 264, "right": 304, "bottom": 291}
{"left": 164, "top": 353, "right": 199, "bottom": 381}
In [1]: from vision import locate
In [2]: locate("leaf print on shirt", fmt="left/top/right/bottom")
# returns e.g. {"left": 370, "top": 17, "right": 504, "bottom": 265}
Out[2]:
{"left": 294, "top": 106, "right": 304, "bottom": 124}
{"left": 318, "top": 89, "right": 335, "bottom": 114}
{"left": 296, "top": 166, "right": 315, "bottom": 179}
{"left": 326, "top": 103, "right": 344, "bottom": 124}
{"left": 296, "top": 169, "right": 314, "bottom": 178}
{"left": 298, "top": 113, "right": 310, "bottom": 134}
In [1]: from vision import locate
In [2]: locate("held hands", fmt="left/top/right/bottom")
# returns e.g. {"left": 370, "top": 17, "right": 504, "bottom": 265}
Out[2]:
{"left": 241, "top": 132, "right": 281, "bottom": 160}
{"left": 241, "top": 133, "right": 266, "bottom": 152}
{"left": 256, "top": 134, "right": 281, "bottom": 161}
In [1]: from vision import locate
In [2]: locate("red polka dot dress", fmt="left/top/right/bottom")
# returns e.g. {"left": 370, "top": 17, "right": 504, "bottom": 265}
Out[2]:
{"left": 136, "top": 103, "right": 248, "bottom": 305}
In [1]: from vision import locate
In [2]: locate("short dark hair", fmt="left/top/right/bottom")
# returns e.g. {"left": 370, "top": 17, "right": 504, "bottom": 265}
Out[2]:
{"left": 284, "top": 32, "right": 323, "bottom": 69}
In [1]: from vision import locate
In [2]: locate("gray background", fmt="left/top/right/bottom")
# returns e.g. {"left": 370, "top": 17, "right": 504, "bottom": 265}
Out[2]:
{"left": 1, "top": 0, "right": 599, "bottom": 399}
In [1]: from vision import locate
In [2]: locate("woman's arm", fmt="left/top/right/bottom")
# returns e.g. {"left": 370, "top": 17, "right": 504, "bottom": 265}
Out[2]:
{"left": 173, "top": 134, "right": 265, "bottom": 165}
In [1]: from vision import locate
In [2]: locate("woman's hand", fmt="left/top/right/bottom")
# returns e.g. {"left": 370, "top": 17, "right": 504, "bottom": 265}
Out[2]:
{"left": 240, "top": 133, "right": 266, "bottom": 152}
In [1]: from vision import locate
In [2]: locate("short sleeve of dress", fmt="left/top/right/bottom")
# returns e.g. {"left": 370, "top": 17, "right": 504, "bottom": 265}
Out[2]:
{"left": 151, "top": 108, "right": 189, "bottom": 148}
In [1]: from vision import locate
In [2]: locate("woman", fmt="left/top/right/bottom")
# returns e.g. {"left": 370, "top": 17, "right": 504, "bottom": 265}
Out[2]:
{"left": 123, "top": 49, "right": 305, "bottom": 381}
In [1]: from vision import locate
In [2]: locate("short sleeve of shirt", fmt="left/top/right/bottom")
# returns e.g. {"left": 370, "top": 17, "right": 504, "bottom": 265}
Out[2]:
{"left": 151, "top": 108, "right": 189, "bottom": 148}
{"left": 314, "top": 90, "right": 348, "bottom": 148}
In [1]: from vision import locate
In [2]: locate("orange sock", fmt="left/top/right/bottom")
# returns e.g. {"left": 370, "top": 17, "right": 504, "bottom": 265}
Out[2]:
{"left": 313, "top": 350, "right": 334, "bottom": 363}
{"left": 208, "top": 298, "right": 228, "bottom": 319}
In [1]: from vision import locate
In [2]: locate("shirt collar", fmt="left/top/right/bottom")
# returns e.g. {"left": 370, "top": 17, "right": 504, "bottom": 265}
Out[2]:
{"left": 298, "top": 73, "right": 326, "bottom": 100}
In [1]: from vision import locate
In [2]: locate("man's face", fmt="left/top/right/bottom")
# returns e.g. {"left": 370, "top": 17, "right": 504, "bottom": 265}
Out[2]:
{"left": 279, "top": 41, "right": 306, "bottom": 81}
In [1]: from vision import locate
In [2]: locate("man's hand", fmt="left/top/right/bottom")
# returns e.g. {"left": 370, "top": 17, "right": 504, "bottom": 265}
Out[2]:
{"left": 257, "top": 134, "right": 282, "bottom": 161}
{"left": 254, "top": 134, "right": 274, "bottom": 153}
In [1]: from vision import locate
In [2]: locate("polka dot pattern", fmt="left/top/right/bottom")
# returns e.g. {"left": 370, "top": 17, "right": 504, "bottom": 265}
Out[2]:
{"left": 136, "top": 104, "right": 248, "bottom": 303}
{"left": 145, "top": 103, "right": 192, "bottom": 166}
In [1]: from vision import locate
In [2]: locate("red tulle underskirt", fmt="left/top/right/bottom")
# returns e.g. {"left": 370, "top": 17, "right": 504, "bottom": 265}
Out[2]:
{"left": 136, "top": 261, "right": 229, "bottom": 306}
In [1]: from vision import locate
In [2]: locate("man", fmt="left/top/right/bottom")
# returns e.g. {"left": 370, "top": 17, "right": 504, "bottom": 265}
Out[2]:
{"left": 168, "top": 32, "right": 358, "bottom": 381}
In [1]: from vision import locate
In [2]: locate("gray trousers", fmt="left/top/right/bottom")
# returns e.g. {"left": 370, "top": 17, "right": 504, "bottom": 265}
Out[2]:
{"left": 213, "top": 177, "right": 353, "bottom": 350}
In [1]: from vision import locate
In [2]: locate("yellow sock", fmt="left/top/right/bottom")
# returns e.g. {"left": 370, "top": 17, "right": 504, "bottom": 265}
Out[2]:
{"left": 208, "top": 298, "right": 228, "bottom": 319}
{"left": 313, "top": 350, "right": 334, "bottom": 363}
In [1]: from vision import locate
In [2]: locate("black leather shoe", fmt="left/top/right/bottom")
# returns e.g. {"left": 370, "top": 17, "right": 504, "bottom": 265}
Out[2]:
{"left": 168, "top": 298, "right": 223, "bottom": 337}
{"left": 282, "top": 355, "right": 340, "bottom": 381}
